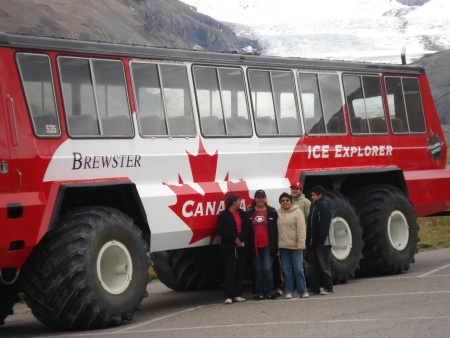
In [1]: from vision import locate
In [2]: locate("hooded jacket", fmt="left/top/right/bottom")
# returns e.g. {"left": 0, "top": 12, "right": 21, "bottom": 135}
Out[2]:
{"left": 306, "top": 196, "right": 335, "bottom": 247}
{"left": 277, "top": 204, "right": 306, "bottom": 250}
{"left": 292, "top": 193, "right": 311, "bottom": 219}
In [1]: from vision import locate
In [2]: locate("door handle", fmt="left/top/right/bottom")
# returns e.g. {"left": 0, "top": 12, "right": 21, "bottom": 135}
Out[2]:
{"left": 0, "top": 160, "right": 8, "bottom": 174}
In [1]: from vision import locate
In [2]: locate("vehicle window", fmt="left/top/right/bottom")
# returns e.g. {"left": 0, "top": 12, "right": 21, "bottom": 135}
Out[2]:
{"left": 131, "top": 62, "right": 195, "bottom": 137}
{"left": 92, "top": 60, "right": 133, "bottom": 137}
{"left": 298, "top": 72, "right": 345, "bottom": 135}
{"left": 16, "top": 53, "right": 61, "bottom": 138}
{"left": 58, "top": 57, "right": 132, "bottom": 138}
{"left": 385, "top": 76, "right": 425, "bottom": 134}
{"left": 344, "top": 74, "right": 387, "bottom": 135}
{"left": 249, "top": 69, "right": 302, "bottom": 136}
{"left": 320, "top": 74, "right": 346, "bottom": 134}
{"left": 193, "top": 66, "right": 251, "bottom": 137}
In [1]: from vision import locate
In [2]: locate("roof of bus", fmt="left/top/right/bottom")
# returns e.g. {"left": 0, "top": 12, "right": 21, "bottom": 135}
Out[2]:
{"left": 0, "top": 32, "right": 425, "bottom": 74}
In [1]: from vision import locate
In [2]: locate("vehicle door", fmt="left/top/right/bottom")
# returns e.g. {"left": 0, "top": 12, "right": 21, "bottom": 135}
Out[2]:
{"left": 0, "top": 85, "right": 12, "bottom": 192}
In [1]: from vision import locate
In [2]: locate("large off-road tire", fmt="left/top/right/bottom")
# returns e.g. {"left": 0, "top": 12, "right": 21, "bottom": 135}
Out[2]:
{"left": 0, "top": 286, "right": 18, "bottom": 325}
{"left": 151, "top": 246, "right": 224, "bottom": 291}
{"left": 352, "top": 185, "right": 419, "bottom": 276}
{"left": 20, "top": 207, "right": 150, "bottom": 330}
{"left": 326, "top": 191, "right": 363, "bottom": 284}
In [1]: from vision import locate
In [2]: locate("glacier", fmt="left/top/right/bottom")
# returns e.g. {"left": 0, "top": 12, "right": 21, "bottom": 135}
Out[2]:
{"left": 181, "top": 0, "right": 450, "bottom": 63}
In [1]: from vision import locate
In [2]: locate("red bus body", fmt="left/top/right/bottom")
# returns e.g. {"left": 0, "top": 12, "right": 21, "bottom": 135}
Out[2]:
{"left": 0, "top": 32, "right": 449, "bottom": 329}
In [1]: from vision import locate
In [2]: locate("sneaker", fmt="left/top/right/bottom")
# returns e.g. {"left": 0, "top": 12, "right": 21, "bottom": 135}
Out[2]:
{"left": 224, "top": 298, "right": 232, "bottom": 304}
{"left": 266, "top": 294, "right": 277, "bottom": 300}
{"left": 253, "top": 295, "right": 264, "bottom": 301}
{"left": 275, "top": 288, "right": 283, "bottom": 296}
{"left": 320, "top": 289, "right": 333, "bottom": 295}
{"left": 300, "top": 293, "right": 310, "bottom": 298}
{"left": 234, "top": 296, "right": 246, "bottom": 302}
{"left": 285, "top": 293, "right": 293, "bottom": 299}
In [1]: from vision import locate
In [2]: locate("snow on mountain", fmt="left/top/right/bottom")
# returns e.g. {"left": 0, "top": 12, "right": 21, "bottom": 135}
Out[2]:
{"left": 181, "top": 0, "right": 450, "bottom": 63}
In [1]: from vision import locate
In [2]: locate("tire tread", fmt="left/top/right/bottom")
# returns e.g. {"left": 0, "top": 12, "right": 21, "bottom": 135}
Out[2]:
{"left": 20, "top": 206, "right": 150, "bottom": 330}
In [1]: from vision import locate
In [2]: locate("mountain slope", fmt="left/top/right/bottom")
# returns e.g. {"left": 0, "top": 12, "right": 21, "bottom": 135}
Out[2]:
{"left": 413, "top": 50, "right": 450, "bottom": 124}
{"left": 0, "top": 0, "right": 258, "bottom": 52}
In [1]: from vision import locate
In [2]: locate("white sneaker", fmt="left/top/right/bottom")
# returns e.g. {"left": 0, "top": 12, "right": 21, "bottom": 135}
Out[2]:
{"left": 234, "top": 297, "right": 246, "bottom": 302}
{"left": 275, "top": 288, "right": 283, "bottom": 296}
{"left": 300, "top": 293, "right": 310, "bottom": 298}
{"left": 320, "top": 289, "right": 333, "bottom": 295}
{"left": 285, "top": 293, "right": 293, "bottom": 299}
{"left": 224, "top": 298, "right": 232, "bottom": 304}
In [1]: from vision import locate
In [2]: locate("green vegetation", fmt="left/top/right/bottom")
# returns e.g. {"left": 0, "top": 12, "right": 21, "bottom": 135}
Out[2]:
{"left": 148, "top": 265, "right": 158, "bottom": 279}
{"left": 417, "top": 216, "right": 450, "bottom": 250}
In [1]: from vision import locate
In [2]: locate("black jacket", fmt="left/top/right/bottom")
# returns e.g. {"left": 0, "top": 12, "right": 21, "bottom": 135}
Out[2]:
{"left": 306, "top": 196, "right": 333, "bottom": 247}
{"left": 217, "top": 208, "right": 251, "bottom": 254}
{"left": 245, "top": 205, "right": 279, "bottom": 257}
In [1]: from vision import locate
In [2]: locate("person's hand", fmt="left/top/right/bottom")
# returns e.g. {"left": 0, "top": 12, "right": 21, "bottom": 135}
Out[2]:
{"left": 235, "top": 238, "right": 241, "bottom": 246}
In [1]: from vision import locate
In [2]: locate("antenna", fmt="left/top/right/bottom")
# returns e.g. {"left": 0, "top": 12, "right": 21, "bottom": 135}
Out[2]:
{"left": 401, "top": 46, "right": 406, "bottom": 65}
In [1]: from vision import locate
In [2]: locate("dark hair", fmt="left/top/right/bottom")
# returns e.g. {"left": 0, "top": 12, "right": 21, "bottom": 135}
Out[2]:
{"left": 251, "top": 199, "right": 268, "bottom": 208}
{"left": 278, "top": 192, "right": 292, "bottom": 204}
{"left": 225, "top": 193, "right": 240, "bottom": 209}
{"left": 251, "top": 189, "right": 267, "bottom": 208}
{"left": 311, "top": 185, "right": 325, "bottom": 196}
{"left": 254, "top": 189, "right": 266, "bottom": 198}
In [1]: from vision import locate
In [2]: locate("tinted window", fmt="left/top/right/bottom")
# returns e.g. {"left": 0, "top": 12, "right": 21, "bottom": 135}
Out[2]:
{"left": 344, "top": 74, "right": 386, "bottom": 134}
{"left": 59, "top": 57, "right": 132, "bottom": 138}
{"left": 385, "top": 76, "right": 426, "bottom": 134}
{"left": 298, "top": 72, "right": 345, "bottom": 135}
{"left": 249, "top": 69, "right": 302, "bottom": 136}
{"left": 193, "top": 66, "right": 251, "bottom": 136}
{"left": 16, "top": 53, "right": 61, "bottom": 138}
{"left": 131, "top": 62, "right": 195, "bottom": 137}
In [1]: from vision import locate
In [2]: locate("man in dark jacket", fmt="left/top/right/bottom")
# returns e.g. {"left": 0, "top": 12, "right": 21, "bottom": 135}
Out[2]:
{"left": 306, "top": 185, "right": 334, "bottom": 295}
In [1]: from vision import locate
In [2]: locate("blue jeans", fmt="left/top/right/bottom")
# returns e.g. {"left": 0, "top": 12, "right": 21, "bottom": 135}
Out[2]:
{"left": 280, "top": 248, "right": 307, "bottom": 296}
{"left": 253, "top": 247, "right": 274, "bottom": 297}
{"left": 307, "top": 245, "right": 333, "bottom": 292}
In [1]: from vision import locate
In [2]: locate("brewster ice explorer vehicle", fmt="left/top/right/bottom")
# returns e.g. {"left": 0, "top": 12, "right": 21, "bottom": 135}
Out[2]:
{"left": 1, "top": 32, "right": 449, "bottom": 329}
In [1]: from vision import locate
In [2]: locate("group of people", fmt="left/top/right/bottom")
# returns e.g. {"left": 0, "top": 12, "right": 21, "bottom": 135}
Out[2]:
{"left": 217, "top": 183, "right": 334, "bottom": 304}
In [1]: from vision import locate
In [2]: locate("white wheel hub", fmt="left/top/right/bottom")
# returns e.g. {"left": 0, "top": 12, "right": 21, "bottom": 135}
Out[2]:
{"left": 97, "top": 240, "right": 133, "bottom": 294}
{"left": 388, "top": 211, "right": 409, "bottom": 250}
{"left": 331, "top": 217, "right": 352, "bottom": 260}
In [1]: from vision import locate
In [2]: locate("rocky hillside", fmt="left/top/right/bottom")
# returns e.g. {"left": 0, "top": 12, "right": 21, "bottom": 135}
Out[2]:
{"left": 414, "top": 51, "right": 450, "bottom": 165}
{"left": 0, "top": 0, "right": 258, "bottom": 52}
{"left": 413, "top": 50, "right": 450, "bottom": 125}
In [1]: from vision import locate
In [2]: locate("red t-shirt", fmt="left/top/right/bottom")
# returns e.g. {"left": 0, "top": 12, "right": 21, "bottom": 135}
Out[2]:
{"left": 252, "top": 209, "right": 269, "bottom": 248}
{"left": 231, "top": 211, "right": 242, "bottom": 234}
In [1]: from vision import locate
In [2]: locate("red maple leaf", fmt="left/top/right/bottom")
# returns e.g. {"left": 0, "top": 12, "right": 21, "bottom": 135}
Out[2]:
{"left": 165, "top": 140, "right": 251, "bottom": 245}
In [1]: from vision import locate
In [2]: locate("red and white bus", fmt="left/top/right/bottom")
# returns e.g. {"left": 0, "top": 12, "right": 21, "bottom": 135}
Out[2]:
{"left": 1, "top": 32, "right": 449, "bottom": 329}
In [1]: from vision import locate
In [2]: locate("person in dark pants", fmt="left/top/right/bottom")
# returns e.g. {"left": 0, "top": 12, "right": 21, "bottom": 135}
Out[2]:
{"left": 306, "top": 185, "right": 335, "bottom": 295}
{"left": 272, "top": 255, "right": 284, "bottom": 296}
{"left": 217, "top": 193, "right": 251, "bottom": 304}
{"left": 246, "top": 189, "right": 278, "bottom": 300}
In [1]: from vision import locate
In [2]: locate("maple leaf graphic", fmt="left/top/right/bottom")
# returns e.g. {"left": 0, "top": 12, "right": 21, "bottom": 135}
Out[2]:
{"left": 165, "top": 139, "right": 251, "bottom": 245}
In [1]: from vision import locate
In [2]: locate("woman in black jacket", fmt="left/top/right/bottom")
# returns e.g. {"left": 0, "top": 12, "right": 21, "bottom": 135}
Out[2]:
{"left": 246, "top": 189, "right": 278, "bottom": 300}
{"left": 217, "top": 193, "right": 251, "bottom": 304}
